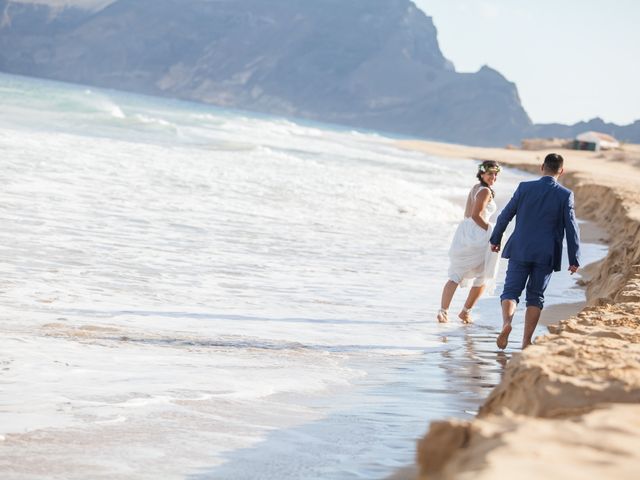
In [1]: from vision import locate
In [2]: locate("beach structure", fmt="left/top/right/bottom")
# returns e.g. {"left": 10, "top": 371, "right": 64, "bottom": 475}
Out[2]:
{"left": 573, "top": 131, "right": 620, "bottom": 151}
{"left": 520, "top": 137, "right": 571, "bottom": 150}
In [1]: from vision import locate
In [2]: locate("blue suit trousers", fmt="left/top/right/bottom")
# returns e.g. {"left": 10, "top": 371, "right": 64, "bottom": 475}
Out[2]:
{"left": 500, "top": 260, "right": 554, "bottom": 309}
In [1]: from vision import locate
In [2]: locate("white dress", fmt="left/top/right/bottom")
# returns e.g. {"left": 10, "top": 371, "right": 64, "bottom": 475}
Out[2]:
{"left": 447, "top": 185, "right": 500, "bottom": 294}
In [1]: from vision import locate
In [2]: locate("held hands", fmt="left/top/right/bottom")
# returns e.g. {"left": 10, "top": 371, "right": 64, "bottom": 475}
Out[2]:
{"left": 568, "top": 265, "right": 579, "bottom": 275}
{"left": 491, "top": 244, "right": 500, "bottom": 253}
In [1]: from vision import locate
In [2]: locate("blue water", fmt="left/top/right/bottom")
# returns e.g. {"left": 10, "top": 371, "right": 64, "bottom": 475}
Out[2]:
{"left": 0, "top": 72, "right": 606, "bottom": 479}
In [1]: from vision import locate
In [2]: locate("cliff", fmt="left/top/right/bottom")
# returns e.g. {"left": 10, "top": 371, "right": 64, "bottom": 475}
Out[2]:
{"left": 2, "top": 1, "right": 638, "bottom": 146}
{"left": 0, "top": 0, "right": 532, "bottom": 146}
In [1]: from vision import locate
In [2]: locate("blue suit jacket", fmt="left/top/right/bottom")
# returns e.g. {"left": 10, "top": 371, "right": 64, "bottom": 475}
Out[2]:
{"left": 489, "top": 176, "right": 580, "bottom": 272}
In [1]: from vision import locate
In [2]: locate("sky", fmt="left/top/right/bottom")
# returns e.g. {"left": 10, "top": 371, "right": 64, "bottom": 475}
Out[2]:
{"left": 414, "top": 0, "right": 640, "bottom": 125}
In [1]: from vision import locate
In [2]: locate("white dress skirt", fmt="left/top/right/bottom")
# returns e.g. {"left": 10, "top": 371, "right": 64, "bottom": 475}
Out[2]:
{"left": 447, "top": 188, "right": 500, "bottom": 294}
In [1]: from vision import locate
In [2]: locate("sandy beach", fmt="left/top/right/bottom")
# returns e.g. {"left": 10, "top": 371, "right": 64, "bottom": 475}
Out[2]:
{"left": 396, "top": 139, "right": 640, "bottom": 479}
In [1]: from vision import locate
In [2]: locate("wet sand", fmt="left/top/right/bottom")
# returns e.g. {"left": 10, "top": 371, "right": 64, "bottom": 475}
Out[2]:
{"left": 395, "top": 140, "right": 640, "bottom": 479}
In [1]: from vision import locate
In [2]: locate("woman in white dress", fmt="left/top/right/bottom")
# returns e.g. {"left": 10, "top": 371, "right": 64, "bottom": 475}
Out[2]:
{"left": 437, "top": 160, "right": 501, "bottom": 324}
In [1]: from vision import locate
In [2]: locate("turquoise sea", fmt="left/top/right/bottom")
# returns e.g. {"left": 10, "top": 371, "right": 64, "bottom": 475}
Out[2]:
{"left": 0, "top": 73, "right": 606, "bottom": 479}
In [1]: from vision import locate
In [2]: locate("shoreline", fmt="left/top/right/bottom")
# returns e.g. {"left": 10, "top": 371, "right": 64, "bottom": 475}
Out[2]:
{"left": 395, "top": 139, "right": 640, "bottom": 478}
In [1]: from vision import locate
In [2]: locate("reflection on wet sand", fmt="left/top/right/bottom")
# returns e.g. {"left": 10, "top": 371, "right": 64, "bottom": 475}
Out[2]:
{"left": 437, "top": 325, "right": 512, "bottom": 417}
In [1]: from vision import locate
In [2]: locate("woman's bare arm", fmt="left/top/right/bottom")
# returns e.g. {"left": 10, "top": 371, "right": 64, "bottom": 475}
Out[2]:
{"left": 471, "top": 188, "right": 491, "bottom": 230}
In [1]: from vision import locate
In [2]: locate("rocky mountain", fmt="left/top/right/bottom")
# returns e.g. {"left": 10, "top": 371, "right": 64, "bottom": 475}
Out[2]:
{"left": 0, "top": 0, "right": 636, "bottom": 146}
{"left": 530, "top": 118, "right": 640, "bottom": 145}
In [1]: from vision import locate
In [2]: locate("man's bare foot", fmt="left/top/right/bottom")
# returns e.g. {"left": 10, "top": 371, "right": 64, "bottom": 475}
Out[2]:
{"left": 458, "top": 309, "right": 473, "bottom": 324}
{"left": 496, "top": 323, "right": 512, "bottom": 349}
{"left": 522, "top": 340, "right": 533, "bottom": 349}
{"left": 437, "top": 309, "right": 449, "bottom": 323}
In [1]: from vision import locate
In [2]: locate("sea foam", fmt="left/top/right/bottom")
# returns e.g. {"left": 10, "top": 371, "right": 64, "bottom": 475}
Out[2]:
{"left": 0, "top": 72, "right": 565, "bottom": 479}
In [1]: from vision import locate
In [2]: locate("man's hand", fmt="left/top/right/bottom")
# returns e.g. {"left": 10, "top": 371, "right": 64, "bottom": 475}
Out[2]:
{"left": 491, "top": 244, "right": 500, "bottom": 253}
{"left": 568, "top": 265, "right": 579, "bottom": 275}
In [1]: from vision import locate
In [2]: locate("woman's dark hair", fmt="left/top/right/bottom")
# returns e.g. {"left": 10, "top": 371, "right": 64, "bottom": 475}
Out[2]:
{"left": 476, "top": 160, "right": 500, "bottom": 198}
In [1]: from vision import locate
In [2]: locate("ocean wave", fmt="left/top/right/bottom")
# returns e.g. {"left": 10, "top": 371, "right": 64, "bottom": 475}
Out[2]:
{"left": 53, "top": 89, "right": 126, "bottom": 119}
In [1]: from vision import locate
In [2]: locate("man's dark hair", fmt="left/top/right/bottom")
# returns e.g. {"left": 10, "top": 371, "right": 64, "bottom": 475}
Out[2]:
{"left": 543, "top": 153, "right": 564, "bottom": 174}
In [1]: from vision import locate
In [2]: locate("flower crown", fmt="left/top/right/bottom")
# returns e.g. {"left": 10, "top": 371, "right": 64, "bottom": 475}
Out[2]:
{"left": 478, "top": 164, "right": 501, "bottom": 173}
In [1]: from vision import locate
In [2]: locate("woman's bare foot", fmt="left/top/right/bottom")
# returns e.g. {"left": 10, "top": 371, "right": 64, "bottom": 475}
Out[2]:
{"left": 496, "top": 323, "right": 512, "bottom": 349}
{"left": 458, "top": 308, "right": 473, "bottom": 324}
{"left": 437, "top": 309, "right": 449, "bottom": 323}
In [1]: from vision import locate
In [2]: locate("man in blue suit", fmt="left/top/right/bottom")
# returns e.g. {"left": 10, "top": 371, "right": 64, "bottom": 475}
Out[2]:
{"left": 489, "top": 153, "right": 581, "bottom": 349}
